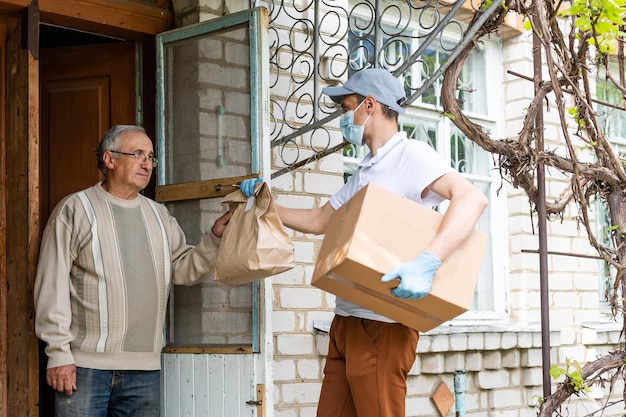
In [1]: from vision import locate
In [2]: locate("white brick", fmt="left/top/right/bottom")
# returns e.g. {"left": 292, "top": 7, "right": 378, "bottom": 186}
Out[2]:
{"left": 420, "top": 354, "right": 444, "bottom": 374}
{"left": 476, "top": 370, "right": 510, "bottom": 389}
{"left": 272, "top": 265, "right": 306, "bottom": 285}
{"left": 556, "top": 346, "right": 586, "bottom": 363}
{"left": 430, "top": 334, "right": 450, "bottom": 352}
{"left": 273, "top": 311, "right": 296, "bottom": 332}
{"left": 517, "top": 332, "right": 533, "bottom": 348}
{"left": 548, "top": 273, "right": 574, "bottom": 290}
{"left": 483, "top": 351, "right": 502, "bottom": 369}
{"left": 521, "top": 348, "right": 543, "bottom": 367}
{"left": 491, "top": 388, "right": 523, "bottom": 408}
{"left": 444, "top": 352, "right": 465, "bottom": 373}
{"left": 281, "top": 382, "right": 321, "bottom": 404}
{"left": 293, "top": 240, "right": 316, "bottom": 263}
{"left": 467, "top": 333, "right": 484, "bottom": 350}
{"left": 314, "top": 333, "right": 329, "bottom": 356}
{"left": 272, "top": 174, "right": 295, "bottom": 192}
{"left": 299, "top": 406, "right": 319, "bottom": 417}
{"left": 317, "top": 150, "right": 343, "bottom": 173}
{"left": 303, "top": 172, "right": 342, "bottom": 195}
{"left": 274, "top": 359, "right": 297, "bottom": 381}
{"left": 274, "top": 408, "right": 298, "bottom": 417}
{"left": 548, "top": 308, "right": 575, "bottom": 329}
{"left": 464, "top": 352, "right": 483, "bottom": 372}
{"left": 280, "top": 287, "right": 323, "bottom": 309}
{"left": 275, "top": 193, "right": 317, "bottom": 209}
{"left": 449, "top": 333, "right": 468, "bottom": 351}
{"left": 485, "top": 332, "right": 502, "bottom": 350}
{"left": 581, "top": 327, "right": 599, "bottom": 344}
{"left": 276, "top": 334, "right": 315, "bottom": 355}
{"left": 297, "top": 359, "right": 321, "bottom": 379}
{"left": 502, "top": 350, "right": 521, "bottom": 368}
{"left": 574, "top": 274, "right": 600, "bottom": 291}
{"left": 405, "top": 395, "right": 436, "bottom": 417}
{"left": 501, "top": 332, "right": 518, "bottom": 349}
{"left": 417, "top": 335, "right": 432, "bottom": 353}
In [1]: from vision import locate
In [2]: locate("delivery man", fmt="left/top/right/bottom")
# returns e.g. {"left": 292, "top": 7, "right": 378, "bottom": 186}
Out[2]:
{"left": 239, "top": 68, "right": 488, "bottom": 417}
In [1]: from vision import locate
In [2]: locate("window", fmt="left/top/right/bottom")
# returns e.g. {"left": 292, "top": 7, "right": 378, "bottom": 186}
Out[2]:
{"left": 399, "top": 118, "right": 499, "bottom": 316}
{"left": 596, "top": 76, "right": 626, "bottom": 313}
{"left": 343, "top": 12, "right": 506, "bottom": 319}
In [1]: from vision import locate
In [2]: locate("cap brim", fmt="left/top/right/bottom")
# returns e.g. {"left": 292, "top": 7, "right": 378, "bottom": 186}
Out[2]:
{"left": 322, "top": 85, "right": 353, "bottom": 103}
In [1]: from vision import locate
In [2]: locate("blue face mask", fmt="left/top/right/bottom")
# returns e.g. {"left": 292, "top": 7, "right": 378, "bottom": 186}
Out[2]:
{"left": 340, "top": 101, "right": 371, "bottom": 146}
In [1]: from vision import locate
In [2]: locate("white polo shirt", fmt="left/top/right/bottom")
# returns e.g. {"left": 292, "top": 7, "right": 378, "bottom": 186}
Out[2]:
{"left": 328, "top": 131, "right": 455, "bottom": 322}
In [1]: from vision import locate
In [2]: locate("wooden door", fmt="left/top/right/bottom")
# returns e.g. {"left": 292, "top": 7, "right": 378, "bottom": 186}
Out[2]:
{"left": 37, "top": 40, "right": 137, "bottom": 415}
{"left": 39, "top": 41, "right": 137, "bottom": 218}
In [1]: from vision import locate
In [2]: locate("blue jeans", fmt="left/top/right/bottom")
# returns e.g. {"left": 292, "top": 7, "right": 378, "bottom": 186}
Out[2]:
{"left": 55, "top": 367, "right": 160, "bottom": 417}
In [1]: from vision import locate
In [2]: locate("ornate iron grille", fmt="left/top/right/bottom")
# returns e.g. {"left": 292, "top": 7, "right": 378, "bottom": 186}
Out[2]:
{"left": 266, "top": 0, "right": 502, "bottom": 178}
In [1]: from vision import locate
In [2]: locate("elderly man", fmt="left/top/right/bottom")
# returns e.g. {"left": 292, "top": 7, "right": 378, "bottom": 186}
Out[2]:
{"left": 34, "top": 125, "right": 231, "bottom": 417}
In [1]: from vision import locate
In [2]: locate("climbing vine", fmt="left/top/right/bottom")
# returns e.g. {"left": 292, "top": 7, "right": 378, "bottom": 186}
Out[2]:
{"left": 442, "top": 0, "right": 626, "bottom": 414}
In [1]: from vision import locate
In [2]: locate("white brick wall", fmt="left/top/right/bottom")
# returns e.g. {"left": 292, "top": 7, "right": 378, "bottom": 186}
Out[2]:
{"left": 164, "top": 1, "right": 626, "bottom": 416}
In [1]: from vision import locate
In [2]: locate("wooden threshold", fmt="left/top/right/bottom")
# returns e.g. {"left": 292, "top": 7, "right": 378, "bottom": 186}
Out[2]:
{"left": 163, "top": 345, "right": 254, "bottom": 354}
{"left": 156, "top": 175, "right": 258, "bottom": 203}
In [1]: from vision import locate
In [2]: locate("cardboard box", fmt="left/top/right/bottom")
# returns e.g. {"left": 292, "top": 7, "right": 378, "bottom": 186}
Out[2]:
{"left": 312, "top": 183, "right": 488, "bottom": 332}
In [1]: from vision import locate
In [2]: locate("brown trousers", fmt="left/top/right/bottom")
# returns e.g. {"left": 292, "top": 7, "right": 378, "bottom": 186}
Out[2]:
{"left": 316, "top": 315, "right": 419, "bottom": 417}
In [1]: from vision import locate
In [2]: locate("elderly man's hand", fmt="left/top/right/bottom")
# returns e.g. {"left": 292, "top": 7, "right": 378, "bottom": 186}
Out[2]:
{"left": 380, "top": 252, "right": 441, "bottom": 300}
{"left": 47, "top": 364, "right": 77, "bottom": 396}
{"left": 239, "top": 178, "right": 263, "bottom": 198}
{"left": 211, "top": 211, "right": 234, "bottom": 239}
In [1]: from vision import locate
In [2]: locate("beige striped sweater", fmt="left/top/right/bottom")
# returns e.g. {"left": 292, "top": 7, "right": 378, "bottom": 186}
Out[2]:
{"left": 34, "top": 183, "right": 216, "bottom": 370}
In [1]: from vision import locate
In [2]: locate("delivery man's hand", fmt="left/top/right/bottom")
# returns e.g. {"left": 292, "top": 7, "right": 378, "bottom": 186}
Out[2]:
{"left": 381, "top": 252, "right": 441, "bottom": 300}
{"left": 240, "top": 178, "right": 263, "bottom": 198}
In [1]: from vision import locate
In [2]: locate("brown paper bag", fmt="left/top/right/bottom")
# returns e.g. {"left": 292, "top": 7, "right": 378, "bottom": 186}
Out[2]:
{"left": 214, "top": 181, "right": 295, "bottom": 285}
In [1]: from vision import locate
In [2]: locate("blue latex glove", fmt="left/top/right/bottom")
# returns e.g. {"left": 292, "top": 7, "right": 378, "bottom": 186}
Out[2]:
{"left": 240, "top": 177, "right": 263, "bottom": 198}
{"left": 380, "top": 252, "right": 442, "bottom": 300}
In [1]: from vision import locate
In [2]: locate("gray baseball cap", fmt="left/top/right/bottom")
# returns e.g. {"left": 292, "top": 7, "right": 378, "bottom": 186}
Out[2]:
{"left": 322, "top": 68, "right": 407, "bottom": 114}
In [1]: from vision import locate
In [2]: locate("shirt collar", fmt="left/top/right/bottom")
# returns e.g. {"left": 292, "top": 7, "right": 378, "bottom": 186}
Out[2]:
{"left": 360, "top": 131, "right": 407, "bottom": 167}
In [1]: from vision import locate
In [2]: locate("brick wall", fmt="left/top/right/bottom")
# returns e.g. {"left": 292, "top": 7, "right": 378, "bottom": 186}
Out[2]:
{"left": 166, "top": 1, "right": 626, "bottom": 415}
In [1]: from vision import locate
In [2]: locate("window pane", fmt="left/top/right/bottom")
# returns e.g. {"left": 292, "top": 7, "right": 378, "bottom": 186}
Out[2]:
{"left": 400, "top": 118, "right": 437, "bottom": 149}
{"left": 596, "top": 77, "right": 626, "bottom": 311}
{"left": 450, "top": 127, "right": 490, "bottom": 176}
{"left": 161, "top": 24, "right": 253, "bottom": 185}
{"left": 471, "top": 179, "right": 494, "bottom": 311}
{"left": 459, "top": 48, "right": 487, "bottom": 114}
{"left": 597, "top": 78, "right": 626, "bottom": 139}
{"left": 595, "top": 141, "right": 626, "bottom": 311}
{"left": 419, "top": 48, "right": 445, "bottom": 106}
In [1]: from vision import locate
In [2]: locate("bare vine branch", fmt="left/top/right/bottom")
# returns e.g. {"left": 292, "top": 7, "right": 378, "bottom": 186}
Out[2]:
{"left": 441, "top": 0, "right": 626, "bottom": 414}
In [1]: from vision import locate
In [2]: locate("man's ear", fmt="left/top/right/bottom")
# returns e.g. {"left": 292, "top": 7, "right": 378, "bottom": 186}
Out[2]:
{"left": 103, "top": 152, "right": 115, "bottom": 169}
{"left": 364, "top": 96, "right": 376, "bottom": 112}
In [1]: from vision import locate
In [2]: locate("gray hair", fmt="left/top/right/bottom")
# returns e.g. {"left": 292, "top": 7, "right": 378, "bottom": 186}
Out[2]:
{"left": 95, "top": 125, "right": 146, "bottom": 175}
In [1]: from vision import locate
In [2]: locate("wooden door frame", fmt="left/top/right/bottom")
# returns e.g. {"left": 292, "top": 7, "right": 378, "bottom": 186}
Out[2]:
{"left": 4, "top": 4, "right": 39, "bottom": 417}
{"left": 0, "top": 2, "right": 170, "bottom": 417}
{"left": 0, "top": 0, "right": 171, "bottom": 40}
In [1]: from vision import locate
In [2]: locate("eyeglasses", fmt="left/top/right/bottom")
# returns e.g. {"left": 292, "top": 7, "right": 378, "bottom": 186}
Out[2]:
{"left": 110, "top": 150, "right": 158, "bottom": 166}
